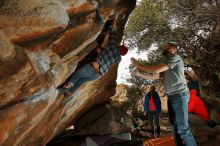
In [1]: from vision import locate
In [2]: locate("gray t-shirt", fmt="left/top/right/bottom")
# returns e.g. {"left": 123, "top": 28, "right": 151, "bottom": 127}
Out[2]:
{"left": 163, "top": 54, "right": 188, "bottom": 95}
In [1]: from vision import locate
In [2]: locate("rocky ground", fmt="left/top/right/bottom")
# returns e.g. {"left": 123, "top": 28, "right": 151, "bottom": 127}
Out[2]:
{"left": 132, "top": 116, "right": 172, "bottom": 140}
{"left": 111, "top": 84, "right": 220, "bottom": 146}
{"left": 47, "top": 101, "right": 220, "bottom": 146}
{"left": 47, "top": 104, "right": 172, "bottom": 146}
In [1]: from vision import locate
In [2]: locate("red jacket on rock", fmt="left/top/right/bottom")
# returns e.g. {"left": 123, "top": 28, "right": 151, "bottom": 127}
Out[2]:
{"left": 188, "top": 89, "right": 209, "bottom": 121}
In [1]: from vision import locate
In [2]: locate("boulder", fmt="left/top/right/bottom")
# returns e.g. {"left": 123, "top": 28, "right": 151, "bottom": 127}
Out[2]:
{"left": 188, "top": 101, "right": 220, "bottom": 145}
{"left": 199, "top": 139, "right": 220, "bottom": 146}
{"left": 111, "top": 84, "right": 129, "bottom": 103}
{"left": 74, "top": 104, "right": 134, "bottom": 135}
{"left": 217, "top": 134, "right": 220, "bottom": 139}
{"left": 215, "top": 125, "right": 220, "bottom": 132}
{"left": 195, "top": 136, "right": 209, "bottom": 144}
{"left": 191, "top": 125, "right": 218, "bottom": 137}
{"left": 0, "top": 0, "right": 136, "bottom": 145}
{"left": 189, "top": 113, "right": 207, "bottom": 126}
{"left": 47, "top": 133, "right": 133, "bottom": 146}
{"left": 210, "top": 108, "right": 220, "bottom": 123}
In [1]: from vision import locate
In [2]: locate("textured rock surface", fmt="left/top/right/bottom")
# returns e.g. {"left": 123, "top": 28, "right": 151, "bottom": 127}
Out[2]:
{"left": 189, "top": 113, "right": 220, "bottom": 146}
{"left": 111, "top": 84, "right": 129, "bottom": 103}
{"left": 210, "top": 108, "right": 220, "bottom": 123}
{"left": 73, "top": 104, "right": 134, "bottom": 135}
{"left": 0, "top": 0, "right": 136, "bottom": 146}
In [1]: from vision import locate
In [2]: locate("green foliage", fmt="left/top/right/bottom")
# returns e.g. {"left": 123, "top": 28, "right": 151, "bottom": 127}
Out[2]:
{"left": 125, "top": 0, "right": 220, "bottom": 95}
{"left": 123, "top": 85, "right": 144, "bottom": 115}
{"left": 126, "top": 0, "right": 220, "bottom": 51}
{"left": 125, "top": 0, "right": 220, "bottom": 59}
{"left": 125, "top": 0, "right": 171, "bottom": 50}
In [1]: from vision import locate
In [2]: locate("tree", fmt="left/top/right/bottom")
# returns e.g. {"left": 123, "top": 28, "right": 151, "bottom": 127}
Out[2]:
{"left": 125, "top": 0, "right": 220, "bottom": 97}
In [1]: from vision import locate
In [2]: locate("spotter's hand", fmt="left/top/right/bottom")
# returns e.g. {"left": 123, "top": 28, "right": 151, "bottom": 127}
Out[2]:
{"left": 131, "top": 69, "right": 140, "bottom": 77}
{"left": 131, "top": 57, "right": 139, "bottom": 67}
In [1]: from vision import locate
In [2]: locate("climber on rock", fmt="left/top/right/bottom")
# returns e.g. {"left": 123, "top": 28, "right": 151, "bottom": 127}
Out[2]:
{"left": 57, "top": 13, "right": 128, "bottom": 94}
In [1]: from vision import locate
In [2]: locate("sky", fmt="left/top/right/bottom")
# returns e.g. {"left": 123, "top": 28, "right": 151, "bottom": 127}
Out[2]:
{"left": 116, "top": 48, "right": 148, "bottom": 84}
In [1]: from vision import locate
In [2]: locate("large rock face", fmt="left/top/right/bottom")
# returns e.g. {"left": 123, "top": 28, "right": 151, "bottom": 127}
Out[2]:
{"left": 189, "top": 114, "right": 220, "bottom": 146}
{"left": 73, "top": 104, "right": 134, "bottom": 136}
{"left": 0, "top": 0, "right": 136, "bottom": 146}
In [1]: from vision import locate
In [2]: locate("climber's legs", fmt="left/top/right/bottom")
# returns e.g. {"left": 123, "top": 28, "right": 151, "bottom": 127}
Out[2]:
{"left": 68, "top": 74, "right": 99, "bottom": 93}
{"left": 58, "top": 63, "right": 99, "bottom": 93}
